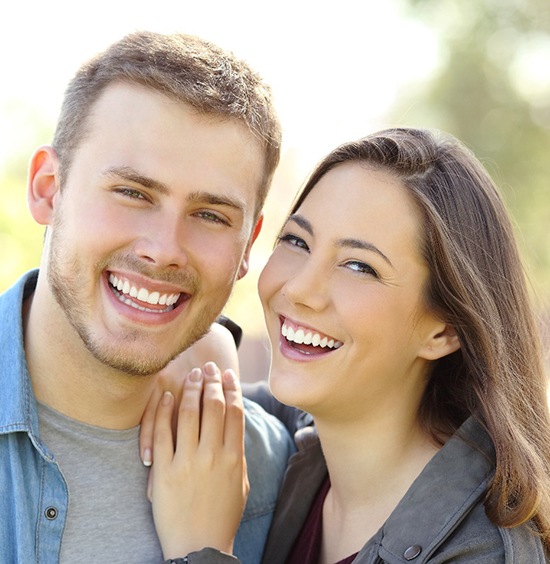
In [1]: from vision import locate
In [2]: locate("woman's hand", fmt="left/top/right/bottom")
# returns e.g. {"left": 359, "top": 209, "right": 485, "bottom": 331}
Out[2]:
{"left": 151, "top": 362, "right": 249, "bottom": 559}
{"left": 140, "top": 322, "right": 240, "bottom": 466}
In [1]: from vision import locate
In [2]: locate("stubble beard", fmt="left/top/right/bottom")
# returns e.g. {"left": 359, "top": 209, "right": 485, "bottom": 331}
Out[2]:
{"left": 46, "top": 215, "right": 229, "bottom": 377}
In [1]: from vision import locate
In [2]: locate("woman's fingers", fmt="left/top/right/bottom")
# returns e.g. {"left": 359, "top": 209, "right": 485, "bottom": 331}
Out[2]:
{"left": 140, "top": 368, "right": 186, "bottom": 466}
{"left": 151, "top": 362, "right": 248, "bottom": 557}
{"left": 140, "top": 381, "right": 163, "bottom": 466}
{"left": 195, "top": 362, "right": 226, "bottom": 451}
{"left": 152, "top": 390, "right": 176, "bottom": 469}
{"left": 173, "top": 368, "right": 204, "bottom": 456}
{"left": 222, "top": 369, "right": 246, "bottom": 453}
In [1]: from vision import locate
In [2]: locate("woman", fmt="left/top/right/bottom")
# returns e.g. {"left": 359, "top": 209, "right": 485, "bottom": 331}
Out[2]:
{"left": 147, "top": 128, "right": 550, "bottom": 563}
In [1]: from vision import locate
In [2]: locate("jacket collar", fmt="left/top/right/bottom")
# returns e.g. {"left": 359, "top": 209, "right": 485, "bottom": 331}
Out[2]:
{"left": 0, "top": 270, "right": 41, "bottom": 437}
{"left": 263, "top": 416, "right": 495, "bottom": 564}
{"left": 375, "top": 416, "right": 495, "bottom": 562}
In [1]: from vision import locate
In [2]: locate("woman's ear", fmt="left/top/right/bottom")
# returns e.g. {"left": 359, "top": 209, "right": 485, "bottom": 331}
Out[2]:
{"left": 419, "top": 322, "right": 461, "bottom": 361}
{"left": 27, "top": 145, "right": 61, "bottom": 226}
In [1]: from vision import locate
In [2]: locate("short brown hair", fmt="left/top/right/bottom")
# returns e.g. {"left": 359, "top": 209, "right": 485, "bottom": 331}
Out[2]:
{"left": 53, "top": 30, "right": 281, "bottom": 212}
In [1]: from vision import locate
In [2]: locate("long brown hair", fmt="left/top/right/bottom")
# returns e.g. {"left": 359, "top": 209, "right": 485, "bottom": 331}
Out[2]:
{"left": 292, "top": 128, "right": 550, "bottom": 547}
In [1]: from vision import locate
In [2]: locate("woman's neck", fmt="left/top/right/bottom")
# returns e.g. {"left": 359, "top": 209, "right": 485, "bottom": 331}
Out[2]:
{"left": 315, "top": 409, "right": 440, "bottom": 564}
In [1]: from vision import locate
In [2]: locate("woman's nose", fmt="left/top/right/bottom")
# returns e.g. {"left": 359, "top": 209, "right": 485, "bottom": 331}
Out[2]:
{"left": 281, "top": 260, "right": 330, "bottom": 312}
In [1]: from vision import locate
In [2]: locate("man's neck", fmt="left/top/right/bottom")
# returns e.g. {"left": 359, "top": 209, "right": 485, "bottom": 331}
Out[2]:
{"left": 23, "top": 287, "right": 157, "bottom": 430}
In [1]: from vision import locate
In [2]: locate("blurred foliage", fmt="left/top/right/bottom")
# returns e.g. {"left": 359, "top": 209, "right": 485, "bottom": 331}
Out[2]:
{"left": 393, "top": 0, "right": 550, "bottom": 310}
{"left": 0, "top": 101, "right": 49, "bottom": 291}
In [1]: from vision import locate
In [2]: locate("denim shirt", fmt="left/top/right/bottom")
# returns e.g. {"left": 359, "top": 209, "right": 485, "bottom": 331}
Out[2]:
{"left": 0, "top": 271, "right": 294, "bottom": 563}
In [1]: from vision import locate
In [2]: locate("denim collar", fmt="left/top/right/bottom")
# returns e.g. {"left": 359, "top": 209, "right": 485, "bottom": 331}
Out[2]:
{"left": 0, "top": 270, "right": 41, "bottom": 440}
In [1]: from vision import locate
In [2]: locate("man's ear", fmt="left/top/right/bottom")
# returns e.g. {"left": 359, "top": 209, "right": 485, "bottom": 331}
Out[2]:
{"left": 237, "top": 214, "right": 264, "bottom": 280}
{"left": 419, "top": 322, "right": 461, "bottom": 361}
{"left": 27, "top": 145, "right": 61, "bottom": 226}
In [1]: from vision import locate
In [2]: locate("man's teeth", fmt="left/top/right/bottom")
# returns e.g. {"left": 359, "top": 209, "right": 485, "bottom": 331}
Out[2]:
{"left": 282, "top": 322, "right": 343, "bottom": 350}
{"left": 108, "top": 274, "right": 180, "bottom": 308}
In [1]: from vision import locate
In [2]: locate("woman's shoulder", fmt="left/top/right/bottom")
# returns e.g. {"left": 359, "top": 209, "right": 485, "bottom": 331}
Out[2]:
{"left": 431, "top": 501, "right": 545, "bottom": 563}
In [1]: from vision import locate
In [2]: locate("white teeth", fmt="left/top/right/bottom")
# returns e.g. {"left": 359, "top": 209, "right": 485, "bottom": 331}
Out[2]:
{"left": 281, "top": 321, "right": 343, "bottom": 350}
{"left": 137, "top": 288, "right": 148, "bottom": 301}
{"left": 147, "top": 291, "right": 160, "bottom": 305}
{"left": 294, "top": 329, "right": 305, "bottom": 344}
{"left": 108, "top": 273, "right": 181, "bottom": 309}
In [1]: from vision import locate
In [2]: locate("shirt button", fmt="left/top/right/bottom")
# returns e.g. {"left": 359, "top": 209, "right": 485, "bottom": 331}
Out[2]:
{"left": 45, "top": 507, "right": 58, "bottom": 520}
{"left": 404, "top": 545, "right": 422, "bottom": 560}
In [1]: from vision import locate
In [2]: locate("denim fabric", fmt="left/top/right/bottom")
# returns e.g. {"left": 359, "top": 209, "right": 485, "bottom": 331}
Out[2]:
{"left": 0, "top": 271, "right": 294, "bottom": 564}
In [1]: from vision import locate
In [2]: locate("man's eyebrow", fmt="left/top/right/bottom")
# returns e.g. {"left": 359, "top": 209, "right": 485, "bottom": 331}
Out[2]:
{"left": 103, "top": 166, "right": 246, "bottom": 212}
{"left": 187, "top": 191, "right": 246, "bottom": 212}
{"left": 287, "top": 214, "right": 393, "bottom": 268}
{"left": 103, "top": 166, "right": 169, "bottom": 194}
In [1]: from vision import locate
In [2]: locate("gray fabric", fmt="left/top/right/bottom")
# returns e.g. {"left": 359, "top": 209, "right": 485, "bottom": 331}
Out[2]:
{"left": 38, "top": 402, "right": 163, "bottom": 563}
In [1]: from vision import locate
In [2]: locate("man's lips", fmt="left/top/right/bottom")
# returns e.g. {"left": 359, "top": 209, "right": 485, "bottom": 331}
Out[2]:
{"left": 108, "top": 273, "right": 188, "bottom": 313}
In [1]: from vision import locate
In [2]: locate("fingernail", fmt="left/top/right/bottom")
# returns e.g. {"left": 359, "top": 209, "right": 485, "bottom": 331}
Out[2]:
{"left": 204, "top": 362, "right": 218, "bottom": 376}
{"left": 188, "top": 368, "right": 202, "bottom": 382}
{"left": 142, "top": 448, "right": 152, "bottom": 467}
{"left": 162, "top": 391, "right": 173, "bottom": 405}
{"left": 223, "top": 369, "right": 237, "bottom": 384}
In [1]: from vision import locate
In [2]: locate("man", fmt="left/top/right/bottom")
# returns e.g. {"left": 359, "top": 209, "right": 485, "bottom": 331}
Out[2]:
{"left": 0, "top": 31, "right": 293, "bottom": 563}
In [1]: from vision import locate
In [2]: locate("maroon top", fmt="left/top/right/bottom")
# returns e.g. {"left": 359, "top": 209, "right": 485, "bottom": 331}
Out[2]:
{"left": 286, "top": 478, "right": 359, "bottom": 564}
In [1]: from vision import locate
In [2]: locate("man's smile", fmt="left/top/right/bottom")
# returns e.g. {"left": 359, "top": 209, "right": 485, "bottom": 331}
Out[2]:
{"left": 108, "top": 273, "right": 188, "bottom": 313}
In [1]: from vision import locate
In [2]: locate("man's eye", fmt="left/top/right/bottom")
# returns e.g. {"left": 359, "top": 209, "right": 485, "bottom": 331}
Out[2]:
{"left": 195, "top": 211, "right": 230, "bottom": 225}
{"left": 115, "top": 187, "right": 146, "bottom": 200}
{"left": 278, "top": 233, "right": 309, "bottom": 251}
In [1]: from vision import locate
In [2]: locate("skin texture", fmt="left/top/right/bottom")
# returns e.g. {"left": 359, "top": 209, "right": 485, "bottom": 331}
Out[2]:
{"left": 24, "top": 81, "right": 264, "bottom": 430}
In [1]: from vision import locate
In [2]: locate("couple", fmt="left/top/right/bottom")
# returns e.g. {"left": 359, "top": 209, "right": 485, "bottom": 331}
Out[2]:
{"left": 1, "top": 29, "right": 549, "bottom": 564}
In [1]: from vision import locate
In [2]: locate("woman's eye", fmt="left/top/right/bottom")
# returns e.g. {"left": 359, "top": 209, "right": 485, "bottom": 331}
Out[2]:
{"left": 345, "top": 260, "right": 378, "bottom": 277}
{"left": 278, "top": 233, "right": 309, "bottom": 251}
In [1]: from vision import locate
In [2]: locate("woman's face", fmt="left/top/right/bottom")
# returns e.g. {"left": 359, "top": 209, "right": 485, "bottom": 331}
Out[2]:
{"left": 258, "top": 163, "right": 449, "bottom": 421}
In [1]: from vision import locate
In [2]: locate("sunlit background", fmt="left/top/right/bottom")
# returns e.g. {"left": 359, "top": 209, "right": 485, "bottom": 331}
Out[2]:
{"left": 1, "top": 0, "right": 549, "bottom": 378}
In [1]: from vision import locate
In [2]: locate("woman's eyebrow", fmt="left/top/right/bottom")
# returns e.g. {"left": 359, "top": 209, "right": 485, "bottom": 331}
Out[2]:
{"left": 287, "top": 214, "right": 313, "bottom": 235}
{"left": 337, "top": 238, "right": 394, "bottom": 268}
{"left": 288, "top": 213, "right": 393, "bottom": 268}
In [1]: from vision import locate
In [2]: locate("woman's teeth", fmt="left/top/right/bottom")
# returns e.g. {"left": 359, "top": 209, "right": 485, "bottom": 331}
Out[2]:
{"left": 281, "top": 321, "right": 343, "bottom": 350}
{"left": 108, "top": 273, "right": 180, "bottom": 311}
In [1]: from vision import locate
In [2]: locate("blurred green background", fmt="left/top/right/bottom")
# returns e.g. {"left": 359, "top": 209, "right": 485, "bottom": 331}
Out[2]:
{"left": 1, "top": 0, "right": 549, "bottom": 361}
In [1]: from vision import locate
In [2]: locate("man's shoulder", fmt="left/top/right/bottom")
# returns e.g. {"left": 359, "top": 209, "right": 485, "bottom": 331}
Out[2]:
{"left": 243, "top": 395, "right": 294, "bottom": 455}
{"left": 0, "top": 270, "right": 38, "bottom": 313}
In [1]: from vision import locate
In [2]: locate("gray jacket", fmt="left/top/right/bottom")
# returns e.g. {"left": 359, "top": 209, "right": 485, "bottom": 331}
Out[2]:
{"left": 258, "top": 411, "right": 546, "bottom": 563}
{"left": 173, "top": 385, "right": 548, "bottom": 564}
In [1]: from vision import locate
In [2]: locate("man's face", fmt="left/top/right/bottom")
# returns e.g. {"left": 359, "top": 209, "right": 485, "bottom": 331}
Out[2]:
{"left": 44, "top": 82, "right": 265, "bottom": 376}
